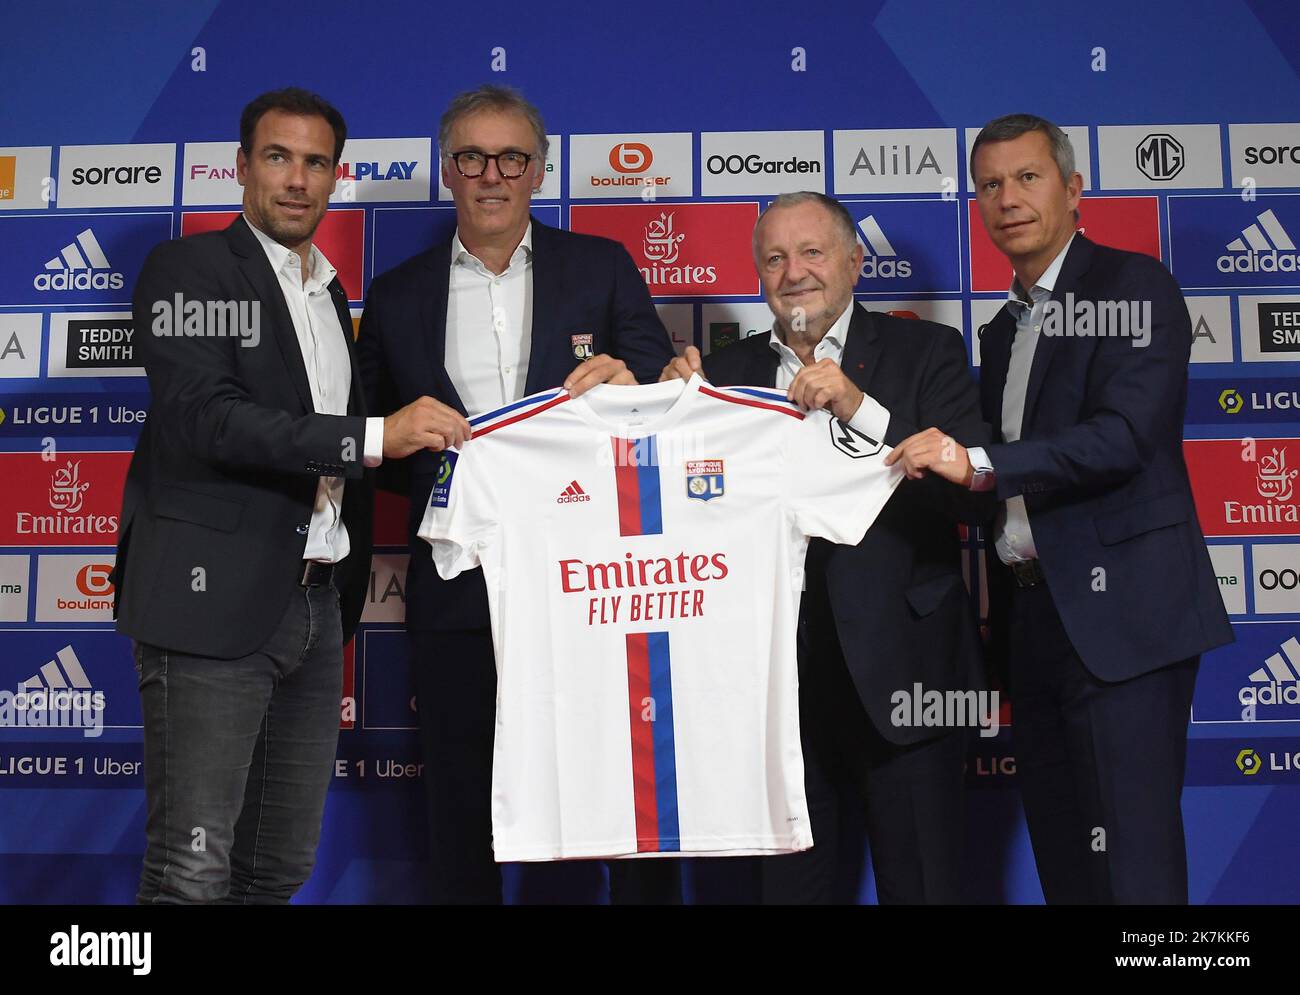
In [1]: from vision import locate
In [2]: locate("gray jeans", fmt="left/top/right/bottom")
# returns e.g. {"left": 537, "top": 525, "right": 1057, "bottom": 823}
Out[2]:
{"left": 133, "top": 582, "right": 344, "bottom": 904}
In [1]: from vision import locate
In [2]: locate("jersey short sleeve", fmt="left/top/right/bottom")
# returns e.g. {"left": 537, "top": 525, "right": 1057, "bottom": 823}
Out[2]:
{"left": 417, "top": 444, "right": 498, "bottom": 579}
{"left": 785, "top": 408, "right": 903, "bottom": 545}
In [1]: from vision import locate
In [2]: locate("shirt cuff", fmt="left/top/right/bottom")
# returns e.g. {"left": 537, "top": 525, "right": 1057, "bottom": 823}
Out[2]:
{"left": 967, "top": 446, "right": 996, "bottom": 492}
{"left": 846, "top": 393, "right": 890, "bottom": 446}
{"left": 363, "top": 417, "right": 384, "bottom": 468}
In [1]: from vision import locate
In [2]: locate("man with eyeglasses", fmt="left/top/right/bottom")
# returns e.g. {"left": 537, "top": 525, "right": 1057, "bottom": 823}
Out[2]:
{"left": 357, "top": 85, "right": 675, "bottom": 904}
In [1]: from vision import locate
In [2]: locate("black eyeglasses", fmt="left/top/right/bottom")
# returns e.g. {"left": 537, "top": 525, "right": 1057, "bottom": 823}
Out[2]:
{"left": 446, "top": 150, "right": 534, "bottom": 179}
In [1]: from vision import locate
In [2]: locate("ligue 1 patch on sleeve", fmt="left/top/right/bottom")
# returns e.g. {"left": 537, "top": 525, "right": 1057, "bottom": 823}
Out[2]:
{"left": 431, "top": 451, "right": 458, "bottom": 508}
{"left": 685, "top": 459, "right": 725, "bottom": 501}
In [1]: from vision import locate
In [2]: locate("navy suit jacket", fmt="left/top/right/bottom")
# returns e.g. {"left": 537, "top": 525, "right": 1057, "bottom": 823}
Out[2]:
{"left": 704, "top": 304, "right": 990, "bottom": 745}
{"left": 356, "top": 217, "right": 675, "bottom": 631}
{"left": 115, "top": 216, "right": 374, "bottom": 657}
{"left": 978, "top": 235, "right": 1233, "bottom": 682}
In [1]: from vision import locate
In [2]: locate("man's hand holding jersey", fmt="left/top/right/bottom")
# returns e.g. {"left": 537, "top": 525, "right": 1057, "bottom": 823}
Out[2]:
{"left": 383, "top": 396, "right": 472, "bottom": 459}
{"left": 563, "top": 353, "right": 638, "bottom": 397}
{"left": 659, "top": 345, "right": 705, "bottom": 384}
{"left": 884, "top": 427, "right": 974, "bottom": 487}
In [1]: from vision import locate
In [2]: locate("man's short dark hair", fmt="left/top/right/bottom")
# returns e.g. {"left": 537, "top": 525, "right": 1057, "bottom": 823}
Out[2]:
{"left": 439, "top": 85, "right": 550, "bottom": 162}
{"left": 239, "top": 87, "right": 347, "bottom": 165}
{"left": 970, "top": 113, "right": 1076, "bottom": 184}
{"left": 754, "top": 192, "right": 858, "bottom": 256}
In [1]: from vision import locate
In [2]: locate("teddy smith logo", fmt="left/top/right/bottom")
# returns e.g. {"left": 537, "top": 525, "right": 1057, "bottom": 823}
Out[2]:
{"left": 559, "top": 550, "right": 728, "bottom": 625}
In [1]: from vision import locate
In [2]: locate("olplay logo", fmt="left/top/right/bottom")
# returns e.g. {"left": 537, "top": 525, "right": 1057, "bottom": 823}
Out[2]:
{"left": 1168, "top": 194, "right": 1300, "bottom": 289}
{"left": 1185, "top": 438, "right": 1300, "bottom": 536}
{"left": 331, "top": 138, "right": 431, "bottom": 203}
{"left": 833, "top": 129, "right": 958, "bottom": 195}
{"left": 35, "top": 554, "right": 116, "bottom": 622}
{"left": 569, "top": 133, "right": 693, "bottom": 199}
{"left": 57, "top": 144, "right": 176, "bottom": 208}
{"left": 1097, "top": 124, "right": 1222, "bottom": 189}
{"left": 700, "top": 131, "right": 825, "bottom": 195}
{"left": 845, "top": 199, "right": 961, "bottom": 294}
{"left": 1229, "top": 123, "right": 1300, "bottom": 189}
{"left": 569, "top": 202, "right": 760, "bottom": 297}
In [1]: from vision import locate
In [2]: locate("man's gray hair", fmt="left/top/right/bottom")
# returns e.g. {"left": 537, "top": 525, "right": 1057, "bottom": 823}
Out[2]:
{"left": 753, "top": 191, "right": 858, "bottom": 256}
{"left": 969, "top": 113, "right": 1076, "bottom": 184}
{"left": 438, "top": 85, "right": 549, "bottom": 162}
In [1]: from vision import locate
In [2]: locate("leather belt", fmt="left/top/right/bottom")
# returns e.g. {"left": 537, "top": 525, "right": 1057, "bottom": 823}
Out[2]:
{"left": 299, "top": 561, "right": 335, "bottom": 588}
{"left": 1010, "top": 558, "right": 1046, "bottom": 589}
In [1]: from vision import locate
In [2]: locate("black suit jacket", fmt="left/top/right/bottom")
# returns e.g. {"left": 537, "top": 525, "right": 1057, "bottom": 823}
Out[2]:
{"left": 114, "top": 216, "right": 374, "bottom": 658}
{"left": 978, "top": 235, "right": 1233, "bottom": 682}
{"left": 704, "top": 303, "right": 991, "bottom": 745}
{"left": 357, "top": 217, "right": 675, "bottom": 631}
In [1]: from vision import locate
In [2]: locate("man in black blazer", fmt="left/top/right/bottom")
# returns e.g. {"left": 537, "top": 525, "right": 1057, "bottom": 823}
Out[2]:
{"left": 889, "top": 114, "right": 1233, "bottom": 903}
{"left": 664, "top": 192, "right": 990, "bottom": 903}
{"left": 116, "top": 89, "right": 440, "bottom": 903}
{"left": 356, "top": 85, "right": 676, "bottom": 903}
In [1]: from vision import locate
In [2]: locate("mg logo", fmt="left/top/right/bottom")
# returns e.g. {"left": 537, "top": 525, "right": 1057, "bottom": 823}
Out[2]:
{"left": 609, "top": 143, "right": 653, "bottom": 174}
{"left": 1137, "top": 134, "right": 1185, "bottom": 181}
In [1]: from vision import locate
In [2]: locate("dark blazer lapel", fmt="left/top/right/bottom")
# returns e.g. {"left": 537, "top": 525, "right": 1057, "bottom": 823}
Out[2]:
{"left": 225, "top": 216, "right": 315, "bottom": 414}
{"left": 980, "top": 306, "right": 1015, "bottom": 440}
{"left": 1020, "top": 234, "right": 1094, "bottom": 433}
{"left": 747, "top": 330, "right": 780, "bottom": 388}
{"left": 426, "top": 237, "right": 467, "bottom": 415}
{"left": 327, "top": 280, "right": 365, "bottom": 416}
{"left": 523, "top": 217, "right": 559, "bottom": 396}
{"left": 840, "top": 303, "right": 883, "bottom": 394}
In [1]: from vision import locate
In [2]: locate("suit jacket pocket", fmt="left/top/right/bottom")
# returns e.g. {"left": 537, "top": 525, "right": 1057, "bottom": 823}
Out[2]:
{"left": 905, "top": 573, "right": 962, "bottom": 618}
{"left": 1094, "top": 492, "right": 1189, "bottom": 546}
{"left": 152, "top": 484, "right": 245, "bottom": 533}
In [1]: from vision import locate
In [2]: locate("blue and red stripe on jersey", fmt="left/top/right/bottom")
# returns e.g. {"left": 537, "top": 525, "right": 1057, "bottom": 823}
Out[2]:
{"left": 625, "top": 631, "right": 680, "bottom": 853}
{"left": 699, "top": 384, "right": 804, "bottom": 419}
{"left": 469, "top": 388, "right": 569, "bottom": 438}
{"left": 610, "top": 435, "right": 663, "bottom": 536}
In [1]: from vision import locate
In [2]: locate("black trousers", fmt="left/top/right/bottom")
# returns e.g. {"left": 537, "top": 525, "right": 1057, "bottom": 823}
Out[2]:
{"left": 407, "top": 627, "right": 681, "bottom": 904}
{"left": 1008, "top": 581, "right": 1199, "bottom": 904}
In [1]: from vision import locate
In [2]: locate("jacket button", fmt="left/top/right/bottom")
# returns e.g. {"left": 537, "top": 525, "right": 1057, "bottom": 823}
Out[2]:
{"left": 295, "top": 523, "right": 309, "bottom": 536}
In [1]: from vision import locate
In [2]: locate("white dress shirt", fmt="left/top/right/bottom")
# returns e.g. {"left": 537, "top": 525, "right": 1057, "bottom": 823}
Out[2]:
{"left": 445, "top": 223, "right": 534, "bottom": 416}
{"left": 768, "top": 303, "right": 891, "bottom": 445}
{"left": 968, "top": 234, "right": 1076, "bottom": 565}
{"left": 245, "top": 217, "right": 383, "bottom": 564}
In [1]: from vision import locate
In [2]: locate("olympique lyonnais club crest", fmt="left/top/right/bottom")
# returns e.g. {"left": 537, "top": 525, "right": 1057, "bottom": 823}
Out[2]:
{"left": 685, "top": 459, "right": 725, "bottom": 501}
{"left": 571, "top": 333, "right": 594, "bottom": 361}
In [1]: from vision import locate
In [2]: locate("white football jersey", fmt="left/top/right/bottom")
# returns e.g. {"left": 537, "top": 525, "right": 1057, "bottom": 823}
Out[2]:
{"left": 418, "top": 374, "right": 902, "bottom": 861}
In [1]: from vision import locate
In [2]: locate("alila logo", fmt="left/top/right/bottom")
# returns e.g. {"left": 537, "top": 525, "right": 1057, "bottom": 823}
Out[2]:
{"left": 856, "top": 216, "right": 912, "bottom": 279}
{"left": 33, "top": 229, "right": 124, "bottom": 292}
{"left": 1218, "top": 209, "right": 1299, "bottom": 274}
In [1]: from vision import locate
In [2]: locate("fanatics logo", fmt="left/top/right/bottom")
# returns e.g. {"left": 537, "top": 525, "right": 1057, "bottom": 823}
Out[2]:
{"left": 557, "top": 480, "right": 591, "bottom": 504}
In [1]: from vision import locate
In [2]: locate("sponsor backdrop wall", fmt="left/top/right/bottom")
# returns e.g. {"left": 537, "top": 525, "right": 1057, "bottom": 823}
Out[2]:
{"left": 1, "top": 0, "right": 1298, "bottom": 903}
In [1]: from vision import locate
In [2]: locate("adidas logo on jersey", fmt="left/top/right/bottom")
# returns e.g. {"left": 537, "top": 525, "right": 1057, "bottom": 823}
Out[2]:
{"left": 856, "top": 215, "right": 912, "bottom": 279}
{"left": 557, "top": 480, "right": 591, "bottom": 504}
{"left": 1217, "top": 209, "right": 1299, "bottom": 274}
{"left": 33, "top": 228, "right": 125, "bottom": 291}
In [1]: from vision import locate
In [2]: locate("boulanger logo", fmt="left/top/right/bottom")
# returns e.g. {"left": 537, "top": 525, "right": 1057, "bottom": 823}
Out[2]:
{"left": 1219, "top": 388, "right": 1244, "bottom": 414}
{"left": 34, "top": 229, "right": 124, "bottom": 292}
{"left": 1136, "top": 133, "right": 1185, "bottom": 181}
{"left": 1219, "top": 209, "right": 1299, "bottom": 275}
{"left": 569, "top": 133, "right": 691, "bottom": 199}
{"left": 35, "top": 554, "right": 116, "bottom": 622}
{"left": 610, "top": 143, "right": 652, "bottom": 173}
{"left": 857, "top": 216, "right": 912, "bottom": 279}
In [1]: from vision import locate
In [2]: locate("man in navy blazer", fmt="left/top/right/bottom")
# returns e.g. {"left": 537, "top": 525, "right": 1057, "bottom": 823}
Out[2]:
{"left": 356, "top": 85, "right": 675, "bottom": 903}
{"left": 888, "top": 114, "right": 1233, "bottom": 903}
{"left": 663, "top": 193, "right": 990, "bottom": 903}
